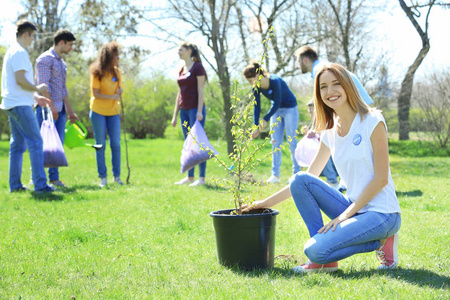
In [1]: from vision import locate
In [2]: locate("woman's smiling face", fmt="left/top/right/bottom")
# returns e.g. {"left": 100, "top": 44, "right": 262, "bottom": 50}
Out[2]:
{"left": 319, "top": 70, "right": 348, "bottom": 109}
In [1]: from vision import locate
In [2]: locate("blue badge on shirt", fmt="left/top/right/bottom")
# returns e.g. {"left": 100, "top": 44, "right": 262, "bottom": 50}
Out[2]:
{"left": 112, "top": 77, "right": 118, "bottom": 82}
{"left": 268, "top": 89, "right": 273, "bottom": 95}
{"left": 353, "top": 134, "right": 362, "bottom": 145}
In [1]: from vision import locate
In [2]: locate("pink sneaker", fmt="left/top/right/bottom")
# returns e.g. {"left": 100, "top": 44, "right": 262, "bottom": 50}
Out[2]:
{"left": 292, "top": 260, "right": 339, "bottom": 273}
{"left": 376, "top": 232, "right": 399, "bottom": 270}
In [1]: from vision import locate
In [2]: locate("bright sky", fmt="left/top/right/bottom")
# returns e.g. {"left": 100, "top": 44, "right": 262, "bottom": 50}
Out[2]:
{"left": 1, "top": 1, "right": 448, "bottom": 82}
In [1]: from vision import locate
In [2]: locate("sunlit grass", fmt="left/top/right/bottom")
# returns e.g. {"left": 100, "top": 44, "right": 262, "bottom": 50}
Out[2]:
{"left": 0, "top": 138, "right": 448, "bottom": 299}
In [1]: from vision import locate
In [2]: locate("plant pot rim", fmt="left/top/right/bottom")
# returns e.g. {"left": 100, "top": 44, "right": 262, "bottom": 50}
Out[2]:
{"left": 210, "top": 208, "right": 279, "bottom": 218}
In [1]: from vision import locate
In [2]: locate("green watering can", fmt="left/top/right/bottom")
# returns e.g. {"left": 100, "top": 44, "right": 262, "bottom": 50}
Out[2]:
{"left": 64, "top": 121, "right": 103, "bottom": 150}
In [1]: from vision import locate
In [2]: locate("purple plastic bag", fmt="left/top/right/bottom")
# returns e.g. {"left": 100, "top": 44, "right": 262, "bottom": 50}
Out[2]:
{"left": 294, "top": 134, "right": 320, "bottom": 168}
{"left": 181, "top": 120, "right": 218, "bottom": 173}
{"left": 40, "top": 107, "right": 68, "bottom": 168}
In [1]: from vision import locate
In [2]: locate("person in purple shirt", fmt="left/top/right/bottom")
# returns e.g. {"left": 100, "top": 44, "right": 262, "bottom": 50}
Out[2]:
{"left": 171, "top": 42, "right": 207, "bottom": 187}
{"left": 34, "top": 29, "right": 79, "bottom": 188}
{"left": 244, "top": 61, "right": 300, "bottom": 184}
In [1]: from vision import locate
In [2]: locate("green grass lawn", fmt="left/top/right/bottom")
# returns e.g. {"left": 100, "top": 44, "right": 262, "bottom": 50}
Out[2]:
{"left": 0, "top": 138, "right": 448, "bottom": 299}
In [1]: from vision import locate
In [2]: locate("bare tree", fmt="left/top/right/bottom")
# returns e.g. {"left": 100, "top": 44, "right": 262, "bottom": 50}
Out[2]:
{"left": 19, "top": 0, "right": 71, "bottom": 56}
{"left": 397, "top": 0, "right": 444, "bottom": 140}
{"left": 414, "top": 69, "right": 450, "bottom": 148}
{"left": 235, "top": 0, "right": 314, "bottom": 76}
{"left": 307, "top": 0, "right": 377, "bottom": 73}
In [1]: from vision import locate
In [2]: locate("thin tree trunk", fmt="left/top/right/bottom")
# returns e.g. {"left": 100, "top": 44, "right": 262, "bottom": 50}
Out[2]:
{"left": 397, "top": 0, "right": 432, "bottom": 140}
{"left": 398, "top": 47, "right": 429, "bottom": 140}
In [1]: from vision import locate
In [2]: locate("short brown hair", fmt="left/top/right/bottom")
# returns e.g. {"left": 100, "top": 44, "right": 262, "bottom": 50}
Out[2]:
{"left": 296, "top": 45, "right": 318, "bottom": 62}
{"left": 16, "top": 19, "right": 36, "bottom": 38}
{"left": 313, "top": 63, "right": 370, "bottom": 132}
{"left": 54, "top": 29, "right": 75, "bottom": 45}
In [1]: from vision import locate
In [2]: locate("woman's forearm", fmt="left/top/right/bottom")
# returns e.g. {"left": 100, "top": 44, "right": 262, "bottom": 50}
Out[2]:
{"left": 92, "top": 89, "right": 116, "bottom": 100}
{"left": 263, "top": 185, "right": 292, "bottom": 208}
{"left": 173, "top": 92, "right": 180, "bottom": 118}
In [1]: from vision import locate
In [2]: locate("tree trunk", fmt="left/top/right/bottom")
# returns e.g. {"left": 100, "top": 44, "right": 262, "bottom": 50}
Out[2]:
{"left": 208, "top": 0, "right": 234, "bottom": 154}
{"left": 219, "top": 73, "right": 234, "bottom": 154}
{"left": 398, "top": 46, "right": 429, "bottom": 140}
{"left": 397, "top": 0, "right": 432, "bottom": 140}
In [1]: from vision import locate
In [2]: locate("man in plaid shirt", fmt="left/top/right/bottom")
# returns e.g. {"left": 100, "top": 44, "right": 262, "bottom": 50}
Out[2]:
{"left": 35, "top": 29, "right": 80, "bottom": 188}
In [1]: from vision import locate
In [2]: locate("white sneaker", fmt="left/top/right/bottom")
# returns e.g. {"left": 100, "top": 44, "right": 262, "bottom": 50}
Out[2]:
{"left": 189, "top": 178, "right": 206, "bottom": 187}
{"left": 99, "top": 177, "right": 107, "bottom": 188}
{"left": 174, "top": 177, "right": 194, "bottom": 185}
{"left": 266, "top": 175, "right": 280, "bottom": 184}
{"left": 114, "top": 177, "right": 124, "bottom": 185}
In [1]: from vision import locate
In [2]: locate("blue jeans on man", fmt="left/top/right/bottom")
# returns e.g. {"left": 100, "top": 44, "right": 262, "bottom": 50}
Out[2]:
{"left": 6, "top": 106, "right": 50, "bottom": 192}
{"left": 180, "top": 106, "right": 207, "bottom": 178}
{"left": 35, "top": 105, "right": 67, "bottom": 182}
{"left": 270, "top": 106, "right": 300, "bottom": 177}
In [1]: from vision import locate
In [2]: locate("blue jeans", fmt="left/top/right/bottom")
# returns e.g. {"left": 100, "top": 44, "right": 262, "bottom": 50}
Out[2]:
{"left": 90, "top": 111, "right": 121, "bottom": 178}
{"left": 270, "top": 106, "right": 300, "bottom": 177}
{"left": 180, "top": 106, "right": 206, "bottom": 178}
{"left": 35, "top": 105, "right": 67, "bottom": 181}
{"left": 290, "top": 172, "right": 401, "bottom": 264}
{"left": 321, "top": 157, "right": 338, "bottom": 184}
{"left": 5, "top": 106, "right": 49, "bottom": 191}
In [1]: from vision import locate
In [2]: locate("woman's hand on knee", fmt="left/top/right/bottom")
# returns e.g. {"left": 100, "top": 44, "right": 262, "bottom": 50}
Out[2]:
{"left": 319, "top": 215, "right": 347, "bottom": 234}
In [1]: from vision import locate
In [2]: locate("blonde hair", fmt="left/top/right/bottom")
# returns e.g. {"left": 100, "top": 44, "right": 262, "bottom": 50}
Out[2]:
{"left": 313, "top": 63, "right": 371, "bottom": 132}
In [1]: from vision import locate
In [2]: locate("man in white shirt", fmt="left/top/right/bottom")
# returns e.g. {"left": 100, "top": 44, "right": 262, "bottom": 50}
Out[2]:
{"left": 1, "top": 19, "right": 55, "bottom": 193}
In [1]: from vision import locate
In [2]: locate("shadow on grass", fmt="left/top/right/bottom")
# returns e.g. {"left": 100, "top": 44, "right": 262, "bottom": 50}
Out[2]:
{"left": 29, "top": 184, "right": 103, "bottom": 201}
{"left": 228, "top": 265, "right": 449, "bottom": 290}
{"left": 31, "top": 192, "right": 64, "bottom": 201}
{"left": 331, "top": 267, "right": 449, "bottom": 290}
{"left": 396, "top": 190, "right": 423, "bottom": 197}
{"left": 60, "top": 184, "right": 103, "bottom": 192}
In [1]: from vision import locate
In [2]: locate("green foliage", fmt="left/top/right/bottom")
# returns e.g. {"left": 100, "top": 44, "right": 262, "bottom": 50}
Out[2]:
{"left": 65, "top": 52, "right": 92, "bottom": 134}
{"left": 202, "top": 77, "right": 228, "bottom": 140}
{"left": 389, "top": 139, "right": 449, "bottom": 157}
{"left": 384, "top": 108, "right": 436, "bottom": 134}
{"left": 122, "top": 74, "right": 176, "bottom": 139}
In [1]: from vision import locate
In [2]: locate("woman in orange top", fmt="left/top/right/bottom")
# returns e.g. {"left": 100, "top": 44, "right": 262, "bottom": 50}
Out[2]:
{"left": 89, "top": 41, "right": 123, "bottom": 188}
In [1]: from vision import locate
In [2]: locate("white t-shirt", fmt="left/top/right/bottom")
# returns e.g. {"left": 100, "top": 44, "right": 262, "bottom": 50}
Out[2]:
{"left": 1, "top": 42, "right": 34, "bottom": 109}
{"left": 321, "top": 110, "right": 401, "bottom": 214}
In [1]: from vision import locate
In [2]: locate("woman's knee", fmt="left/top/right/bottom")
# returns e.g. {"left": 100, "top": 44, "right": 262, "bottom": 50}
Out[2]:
{"left": 304, "top": 238, "right": 329, "bottom": 264}
{"left": 289, "top": 172, "right": 309, "bottom": 191}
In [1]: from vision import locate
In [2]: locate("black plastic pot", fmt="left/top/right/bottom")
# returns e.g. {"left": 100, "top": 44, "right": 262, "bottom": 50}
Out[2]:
{"left": 210, "top": 208, "right": 279, "bottom": 269}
